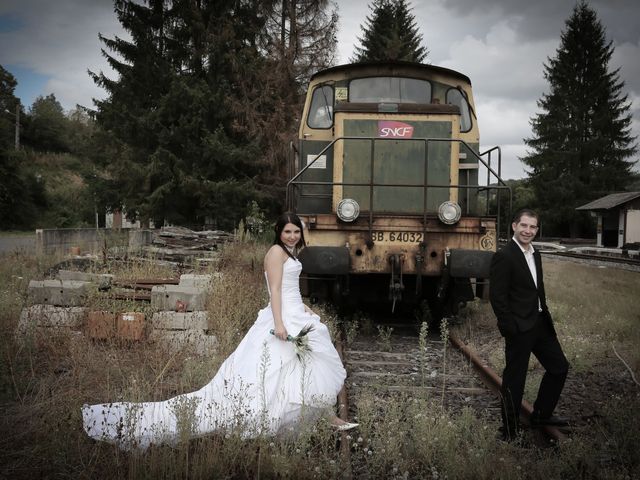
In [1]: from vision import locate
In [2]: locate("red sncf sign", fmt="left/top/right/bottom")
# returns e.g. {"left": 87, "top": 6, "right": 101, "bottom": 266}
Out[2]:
{"left": 378, "top": 121, "right": 414, "bottom": 138}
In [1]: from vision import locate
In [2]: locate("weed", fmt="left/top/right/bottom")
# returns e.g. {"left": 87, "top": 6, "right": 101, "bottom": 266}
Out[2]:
{"left": 439, "top": 317, "right": 449, "bottom": 407}
{"left": 418, "top": 321, "right": 429, "bottom": 386}
{"left": 376, "top": 325, "right": 393, "bottom": 352}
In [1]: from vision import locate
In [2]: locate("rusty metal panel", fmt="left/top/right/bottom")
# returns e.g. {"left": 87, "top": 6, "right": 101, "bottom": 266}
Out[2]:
{"left": 300, "top": 214, "right": 496, "bottom": 276}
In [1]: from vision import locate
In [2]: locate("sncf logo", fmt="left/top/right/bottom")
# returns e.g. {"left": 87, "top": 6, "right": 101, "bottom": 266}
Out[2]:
{"left": 378, "top": 121, "right": 414, "bottom": 138}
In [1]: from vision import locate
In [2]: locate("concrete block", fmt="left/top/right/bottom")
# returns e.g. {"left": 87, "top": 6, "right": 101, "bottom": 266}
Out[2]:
{"left": 28, "top": 280, "right": 91, "bottom": 307}
{"left": 151, "top": 285, "right": 207, "bottom": 312}
{"left": 178, "top": 273, "right": 221, "bottom": 290}
{"left": 151, "top": 311, "right": 209, "bottom": 331}
{"left": 149, "top": 329, "right": 217, "bottom": 356}
{"left": 58, "top": 270, "right": 114, "bottom": 289}
{"left": 117, "top": 312, "right": 146, "bottom": 341}
{"left": 17, "top": 305, "right": 86, "bottom": 334}
{"left": 128, "top": 229, "right": 153, "bottom": 252}
{"left": 86, "top": 311, "right": 117, "bottom": 339}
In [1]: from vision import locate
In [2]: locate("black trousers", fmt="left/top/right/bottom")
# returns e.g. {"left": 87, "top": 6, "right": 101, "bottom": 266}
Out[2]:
{"left": 501, "top": 314, "right": 569, "bottom": 432}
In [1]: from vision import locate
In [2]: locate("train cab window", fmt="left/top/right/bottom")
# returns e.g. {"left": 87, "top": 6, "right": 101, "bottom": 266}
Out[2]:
{"left": 349, "top": 77, "right": 431, "bottom": 104}
{"left": 307, "top": 85, "right": 334, "bottom": 129}
{"left": 446, "top": 88, "right": 472, "bottom": 132}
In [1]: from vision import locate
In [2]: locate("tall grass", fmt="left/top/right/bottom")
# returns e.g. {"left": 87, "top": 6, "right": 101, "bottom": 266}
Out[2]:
{"left": 1, "top": 250, "right": 639, "bottom": 479}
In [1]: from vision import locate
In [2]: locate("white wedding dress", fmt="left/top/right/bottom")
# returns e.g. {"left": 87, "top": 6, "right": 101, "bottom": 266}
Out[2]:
{"left": 82, "top": 257, "right": 346, "bottom": 450}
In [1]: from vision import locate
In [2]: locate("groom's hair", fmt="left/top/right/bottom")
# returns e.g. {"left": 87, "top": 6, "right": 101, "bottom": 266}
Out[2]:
{"left": 273, "top": 212, "right": 307, "bottom": 256}
{"left": 512, "top": 208, "right": 539, "bottom": 225}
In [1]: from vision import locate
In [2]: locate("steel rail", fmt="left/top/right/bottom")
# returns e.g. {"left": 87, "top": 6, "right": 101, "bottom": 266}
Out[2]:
{"left": 448, "top": 333, "right": 567, "bottom": 442}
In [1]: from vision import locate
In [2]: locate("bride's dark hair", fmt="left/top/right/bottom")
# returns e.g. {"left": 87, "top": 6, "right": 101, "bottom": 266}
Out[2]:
{"left": 273, "top": 212, "right": 306, "bottom": 258}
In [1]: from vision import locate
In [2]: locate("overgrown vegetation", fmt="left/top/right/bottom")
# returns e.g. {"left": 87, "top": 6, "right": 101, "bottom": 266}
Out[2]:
{"left": 1, "top": 246, "right": 638, "bottom": 478}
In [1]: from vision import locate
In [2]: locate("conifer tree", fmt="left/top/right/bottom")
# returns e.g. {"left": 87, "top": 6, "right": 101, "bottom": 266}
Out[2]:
{"left": 91, "top": 0, "right": 269, "bottom": 228}
{"left": 352, "top": 0, "right": 428, "bottom": 63}
{"left": 522, "top": 1, "right": 636, "bottom": 237}
{"left": 90, "top": 0, "right": 337, "bottom": 228}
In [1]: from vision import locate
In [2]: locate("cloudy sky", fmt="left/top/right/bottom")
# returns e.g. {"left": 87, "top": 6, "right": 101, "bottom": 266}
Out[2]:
{"left": 1, "top": 0, "right": 639, "bottom": 180}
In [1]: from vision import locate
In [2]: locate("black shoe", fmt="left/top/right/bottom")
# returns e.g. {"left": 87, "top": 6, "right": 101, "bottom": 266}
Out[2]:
{"left": 529, "top": 414, "right": 570, "bottom": 427}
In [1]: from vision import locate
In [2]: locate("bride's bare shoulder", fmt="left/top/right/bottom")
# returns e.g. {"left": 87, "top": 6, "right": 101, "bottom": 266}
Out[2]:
{"left": 264, "top": 245, "right": 287, "bottom": 268}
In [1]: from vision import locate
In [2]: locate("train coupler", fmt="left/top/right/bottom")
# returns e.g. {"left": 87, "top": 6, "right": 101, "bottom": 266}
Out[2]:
{"left": 415, "top": 241, "right": 427, "bottom": 296}
{"left": 388, "top": 254, "right": 405, "bottom": 313}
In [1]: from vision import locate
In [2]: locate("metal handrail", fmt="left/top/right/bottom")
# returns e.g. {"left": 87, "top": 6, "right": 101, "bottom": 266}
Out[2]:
{"left": 287, "top": 136, "right": 512, "bottom": 239}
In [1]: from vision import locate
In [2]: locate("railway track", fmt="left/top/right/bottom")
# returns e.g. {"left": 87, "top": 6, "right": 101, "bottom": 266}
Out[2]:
{"left": 541, "top": 250, "right": 640, "bottom": 269}
{"left": 336, "top": 320, "right": 567, "bottom": 450}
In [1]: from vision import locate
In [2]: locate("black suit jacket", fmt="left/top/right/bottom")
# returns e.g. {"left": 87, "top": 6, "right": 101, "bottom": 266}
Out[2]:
{"left": 489, "top": 239, "right": 554, "bottom": 337}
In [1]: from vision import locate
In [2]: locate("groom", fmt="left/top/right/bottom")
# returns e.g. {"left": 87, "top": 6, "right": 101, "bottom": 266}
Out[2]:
{"left": 489, "top": 209, "right": 570, "bottom": 440}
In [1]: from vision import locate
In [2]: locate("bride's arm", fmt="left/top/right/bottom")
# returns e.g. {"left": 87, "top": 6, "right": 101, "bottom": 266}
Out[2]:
{"left": 265, "top": 246, "right": 288, "bottom": 340}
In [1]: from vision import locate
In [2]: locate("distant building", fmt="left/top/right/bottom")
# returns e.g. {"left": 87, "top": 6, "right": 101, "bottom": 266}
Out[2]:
{"left": 576, "top": 192, "right": 640, "bottom": 248}
{"left": 106, "top": 210, "right": 155, "bottom": 229}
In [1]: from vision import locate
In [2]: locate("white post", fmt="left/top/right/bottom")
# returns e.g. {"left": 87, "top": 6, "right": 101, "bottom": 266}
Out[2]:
{"left": 618, "top": 209, "right": 625, "bottom": 248}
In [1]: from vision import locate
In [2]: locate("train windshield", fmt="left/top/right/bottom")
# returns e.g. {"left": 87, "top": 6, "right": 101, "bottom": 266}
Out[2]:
{"left": 446, "top": 88, "right": 472, "bottom": 132}
{"left": 307, "top": 85, "right": 334, "bottom": 129}
{"left": 349, "top": 77, "right": 431, "bottom": 103}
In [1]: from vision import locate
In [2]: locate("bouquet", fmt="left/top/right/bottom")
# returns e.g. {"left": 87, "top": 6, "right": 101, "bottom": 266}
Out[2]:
{"left": 270, "top": 324, "right": 314, "bottom": 361}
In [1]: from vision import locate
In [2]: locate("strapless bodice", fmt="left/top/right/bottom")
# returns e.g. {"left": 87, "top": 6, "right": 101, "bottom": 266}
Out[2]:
{"left": 264, "top": 257, "right": 303, "bottom": 306}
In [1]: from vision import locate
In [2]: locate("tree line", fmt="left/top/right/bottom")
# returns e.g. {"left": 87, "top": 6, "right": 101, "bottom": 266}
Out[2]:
{"left": 0, "top": 0, "right": 637, "bottom": 237}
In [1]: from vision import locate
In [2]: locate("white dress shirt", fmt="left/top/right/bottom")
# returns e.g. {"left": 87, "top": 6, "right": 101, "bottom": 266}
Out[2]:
{"left": 513, "top": 236, "right": 542, "bottom": 311}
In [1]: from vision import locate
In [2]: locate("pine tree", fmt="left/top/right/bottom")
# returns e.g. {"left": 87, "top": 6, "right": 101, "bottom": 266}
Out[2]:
{"left": 91, "top": 0, "right": 268, "bottom": 228}
{"left": 522, "top": 1, "right": 637, "bottom": 237}
{"left": 89, "top": 0, "right": 174, "bottom": 225}
{"left": 91, "top": 0, "right": 337, "bottom": 227}
{"left": 351, "top": 0, "right": 428, "bottom": 63}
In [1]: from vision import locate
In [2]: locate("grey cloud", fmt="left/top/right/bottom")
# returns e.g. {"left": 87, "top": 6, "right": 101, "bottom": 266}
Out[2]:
{"left": 1, "top": 0, "right": 120, "bottom": 108}
{"left": 440, "top": 0, "right": 640, "bottom": 44}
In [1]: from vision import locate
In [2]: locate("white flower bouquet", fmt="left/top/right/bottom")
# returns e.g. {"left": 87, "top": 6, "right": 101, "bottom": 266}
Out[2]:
{"left": 270, "top": 324, "right": 314, "bottom": 361}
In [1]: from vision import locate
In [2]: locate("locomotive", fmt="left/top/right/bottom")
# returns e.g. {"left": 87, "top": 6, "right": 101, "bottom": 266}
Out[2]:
{"left": 286, "top": 61, "right": 510, "bottom": 318}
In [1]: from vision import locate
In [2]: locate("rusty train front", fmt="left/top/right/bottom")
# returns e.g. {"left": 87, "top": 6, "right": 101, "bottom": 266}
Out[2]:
{"left": 287, "top": 61, "right": 509, "bottom": 317}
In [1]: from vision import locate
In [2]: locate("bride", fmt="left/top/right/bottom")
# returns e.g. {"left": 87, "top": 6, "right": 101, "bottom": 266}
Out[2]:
{"left": 82, "top": 212, "right": 357, "bottom": 449}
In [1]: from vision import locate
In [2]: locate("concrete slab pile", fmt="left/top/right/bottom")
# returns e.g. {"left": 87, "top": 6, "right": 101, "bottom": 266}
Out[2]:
{"left": 86, "top": 311, "right": 117, "bottom": 340}
{"left": 117, "top": 312, "right": 145, "bottom": 341}
{"left": 151, "top": 285, "right": 207, "bottom": 312}
{"left": 20, "top": 269, "right": 221, "bottom": 356}
{"left": 149, "top": 311, "right": 216, "bottom": 355}
{"left": 17, "top": 304, "right": 86, "bottom": 335}
{"left": 28, "top": 280, "right": 91, "bottom": 307}
{"left": 178, "top": 273, "right": 221, "bottom": 289}
{"left": 57, "top": 270, "right": 114, "bottom": 289}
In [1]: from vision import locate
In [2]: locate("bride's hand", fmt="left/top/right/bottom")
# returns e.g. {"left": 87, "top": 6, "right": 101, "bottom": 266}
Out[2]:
{"left": 273, "top": 324, "right": 288, "bottom": 341}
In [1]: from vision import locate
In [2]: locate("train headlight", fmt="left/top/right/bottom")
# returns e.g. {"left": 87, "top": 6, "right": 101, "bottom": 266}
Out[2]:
{"left": 337, "top": 198, "right": 360, "bottom": 222}
{"left": 438, "top": 201, "right": 461, "bottom": 225}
